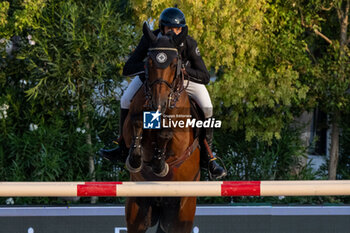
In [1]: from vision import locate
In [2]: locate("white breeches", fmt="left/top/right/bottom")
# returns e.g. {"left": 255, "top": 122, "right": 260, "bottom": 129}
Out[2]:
{"left": 120, "top": 76, "right": 213, "bottom": 118}
{"left": 120, "top": 76, "right": 144, "bottom": 109}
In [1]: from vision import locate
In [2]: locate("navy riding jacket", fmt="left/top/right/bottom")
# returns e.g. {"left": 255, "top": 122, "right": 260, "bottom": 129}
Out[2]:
{"left": 122, "top": 29, "right": 210, "bottom": 85}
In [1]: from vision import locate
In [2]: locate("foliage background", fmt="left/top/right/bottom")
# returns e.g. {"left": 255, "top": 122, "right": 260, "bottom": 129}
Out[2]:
{"left": 1, "top": 0, "right": 350, "bottom": 205}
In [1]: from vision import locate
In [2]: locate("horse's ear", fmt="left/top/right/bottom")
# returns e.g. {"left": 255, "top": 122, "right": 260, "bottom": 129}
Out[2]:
{"left": 173, "top": 25, "right": 188, "bottom": 46}
{"left": 143, "top": 22, "right": 157, "bottom": 43}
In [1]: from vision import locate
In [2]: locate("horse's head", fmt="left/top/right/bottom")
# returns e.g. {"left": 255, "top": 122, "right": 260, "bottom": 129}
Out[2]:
{"left": 143, "top": 22, "right": 187, "bottom": 113}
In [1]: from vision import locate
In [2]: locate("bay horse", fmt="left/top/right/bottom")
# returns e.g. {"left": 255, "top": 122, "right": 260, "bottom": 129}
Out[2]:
{"left": 122, "top": 23, "right": 201, "bottom": 233}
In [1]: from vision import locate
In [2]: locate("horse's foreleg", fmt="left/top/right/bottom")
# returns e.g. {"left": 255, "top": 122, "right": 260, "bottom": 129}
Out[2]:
{"left": 125, "top": 197, "right": 153, "bottom": 233}
{"left": 126, "top": 119, "right": 144, "bottom": 173}
{"left": 152, "top": 129, "right": 173, "bottom": 177}
{"left": 160, "top": 197, "right": 196, "bottom": 233}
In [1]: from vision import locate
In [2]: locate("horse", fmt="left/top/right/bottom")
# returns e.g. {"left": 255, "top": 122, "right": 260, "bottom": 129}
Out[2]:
{"left": 122, "top": 23, "right": 201, "bottom": 233}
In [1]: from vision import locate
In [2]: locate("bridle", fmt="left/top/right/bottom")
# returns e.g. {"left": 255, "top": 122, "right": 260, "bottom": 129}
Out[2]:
{"left": 143, "top": 47, "right": 187, "bottom": 110}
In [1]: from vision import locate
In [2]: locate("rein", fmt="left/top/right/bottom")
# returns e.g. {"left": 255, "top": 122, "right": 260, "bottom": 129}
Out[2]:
{"left": 143, "top": 47, "right": 186, "bottom": 109}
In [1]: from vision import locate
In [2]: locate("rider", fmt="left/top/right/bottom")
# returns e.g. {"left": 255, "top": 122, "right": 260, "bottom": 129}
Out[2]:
{"left": 100, "top": 7, "right": 226, "bottom": 179}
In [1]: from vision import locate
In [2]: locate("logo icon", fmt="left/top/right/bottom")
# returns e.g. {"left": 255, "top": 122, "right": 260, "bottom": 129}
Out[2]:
{"left": 143, "top": 110, "right": 161, "bottom": 129}
{"left": 195, "top": 47, "right": 201, "bottom": 56}
{"left": 156, "top": 52, "right": 167, "bottom": 63}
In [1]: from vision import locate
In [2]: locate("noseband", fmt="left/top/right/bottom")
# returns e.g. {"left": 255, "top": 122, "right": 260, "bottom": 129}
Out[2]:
{"left": 144, "top": 47, "right": 186, "bottom": 109}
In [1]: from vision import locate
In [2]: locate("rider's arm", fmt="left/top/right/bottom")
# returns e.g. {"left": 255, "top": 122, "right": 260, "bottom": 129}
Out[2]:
{"left": 183, "top": 37, "right": 210, "bottom": 85}
{"left": 122, "top": 35, "right": 150, "bottom": 80}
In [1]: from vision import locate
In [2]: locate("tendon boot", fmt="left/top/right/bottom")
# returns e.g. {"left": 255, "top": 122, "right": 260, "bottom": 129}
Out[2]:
{"left": 99, "top": 108, "right": 129, "bottom": 163}
{"left": 200, "top": 126, "right": 227, "bottom": 180}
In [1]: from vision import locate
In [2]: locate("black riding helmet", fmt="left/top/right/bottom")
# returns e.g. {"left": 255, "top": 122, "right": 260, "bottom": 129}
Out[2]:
{"left": 159, "top": 7, "right": 186, "bottom": 30}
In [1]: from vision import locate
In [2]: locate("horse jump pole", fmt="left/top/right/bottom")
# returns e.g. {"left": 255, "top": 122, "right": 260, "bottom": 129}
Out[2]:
{"left": 1, "top": 181, "right": 350, "bottom": 197}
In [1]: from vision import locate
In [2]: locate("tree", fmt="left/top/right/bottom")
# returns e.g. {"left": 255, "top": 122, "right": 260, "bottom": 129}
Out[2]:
{"left": 295, "top": 0, "right": 350, "bottom": 179}
{"left": 26, "top": 0, "right": 135, "bottom": 201}
{"left": 1, "top": 0, "right": 47, "bottom": 88}
{"left": 0, "top": 0, "right": 47, "bottom": 38}
{"left": 1, "top": 0, "right": 135, "bottom": 203}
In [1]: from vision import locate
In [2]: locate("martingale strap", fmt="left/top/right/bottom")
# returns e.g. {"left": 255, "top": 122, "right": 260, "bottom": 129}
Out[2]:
{"left": 168, "top": 137, "right": 199, "bottom": 168}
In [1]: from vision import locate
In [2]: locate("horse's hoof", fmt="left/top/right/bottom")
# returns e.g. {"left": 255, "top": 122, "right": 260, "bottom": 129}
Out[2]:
{"left": 154, "top": 163, "right": 169, "bottom": 177}
{"left": 126, "top": 156, "right": 143, "bottom": 173}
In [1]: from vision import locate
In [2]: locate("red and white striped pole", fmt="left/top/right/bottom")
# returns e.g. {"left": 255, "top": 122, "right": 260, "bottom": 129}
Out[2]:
{"left": 1, "top": 181, "right": 350, "bottom": 197}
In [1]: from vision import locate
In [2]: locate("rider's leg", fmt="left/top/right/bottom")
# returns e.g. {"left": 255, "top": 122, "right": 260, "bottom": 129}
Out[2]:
{"left": 99, "top": 76, "right": 143, "bottom": 163}
{"left": 183, "top": 80, "right": 213, "bottom": 119}
{"left": 99, "top": 108, "right": 128, "bottom": 162}
{"left": 184, "top": 80, "right": 226, "bottom": 179}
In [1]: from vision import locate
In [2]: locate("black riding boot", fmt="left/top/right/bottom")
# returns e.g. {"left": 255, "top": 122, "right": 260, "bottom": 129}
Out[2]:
{"left": 200, "top": 126, "right": 227, "bottom": 180}
{"left": 99, "top": 108, "right": 129, "bottom": 163}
